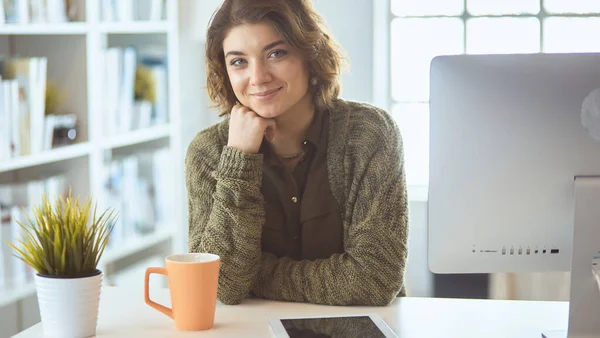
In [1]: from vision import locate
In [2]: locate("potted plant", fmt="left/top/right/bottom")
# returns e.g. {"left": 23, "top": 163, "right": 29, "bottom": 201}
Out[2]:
{"left": 7, "top": 192, "right": 117, "bottom": 338}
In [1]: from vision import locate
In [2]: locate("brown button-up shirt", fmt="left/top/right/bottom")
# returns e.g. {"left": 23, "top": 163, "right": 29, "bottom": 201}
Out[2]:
{"left": 260, "top": 109, "right": 344, "bottom": 261}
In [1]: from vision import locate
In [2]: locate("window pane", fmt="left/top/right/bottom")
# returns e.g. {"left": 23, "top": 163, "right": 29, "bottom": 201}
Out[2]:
{"left": 467, "top": 0, "right": 540, "bottom": 15}
{"left": 543, "top": 18, "right": 600, "bottom": 53}
{"left": 544, "top": 0, "right": 600, "bottom": 14}
{"left": 391, "top": 18, "right": 464, "bottom": 102}
{"left": 391, "top": 0, "right": 464, "bottom": 17}
{"left": 392, "top": 103, "right": 429, "bottom": 186}
{"left": 467, "top": 18, "right": 540, "bottom": 54}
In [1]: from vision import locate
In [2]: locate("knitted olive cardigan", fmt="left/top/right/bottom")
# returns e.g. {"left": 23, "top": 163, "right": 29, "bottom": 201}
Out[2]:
{"left": 186, "top": 99, "right": 409, "bottom": 306}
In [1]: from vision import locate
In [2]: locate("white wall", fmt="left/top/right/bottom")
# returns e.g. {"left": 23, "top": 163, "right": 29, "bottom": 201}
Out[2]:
{"left": 405, "top": 201, "right": 432, "bottom": 297}
{"left": 311, "top": 0, "right": 374, "bottom": 103}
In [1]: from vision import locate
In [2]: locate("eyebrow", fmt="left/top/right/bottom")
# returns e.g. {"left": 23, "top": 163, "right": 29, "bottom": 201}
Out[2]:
{"left": 224, "top": 40, "right": 285, "bottom": 58}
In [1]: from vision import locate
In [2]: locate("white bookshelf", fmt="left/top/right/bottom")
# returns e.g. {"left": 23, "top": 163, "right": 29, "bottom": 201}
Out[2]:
{"left": 0, "top": 0, "right": 182, "bottom": 314}
{"left": 0, "top": 23, "right": 89, "bottom": 35}
{"left": 101, "top": 124, "right": 170, "bottom": 150}
{"left": 98, "top": 21, "right": 173, "bottom": 34}
{"left": 0, "top": 142, "right": 91, "bottom": 173}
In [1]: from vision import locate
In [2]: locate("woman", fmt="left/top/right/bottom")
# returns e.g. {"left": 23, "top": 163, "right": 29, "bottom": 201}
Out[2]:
{"left": 186, "top": 0, "right": 409, "bottom": 306}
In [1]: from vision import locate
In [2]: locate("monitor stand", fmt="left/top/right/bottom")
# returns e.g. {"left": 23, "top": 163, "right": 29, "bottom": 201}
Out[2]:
{"left": 542, "top": 177, "right": 600, "bottom": 338}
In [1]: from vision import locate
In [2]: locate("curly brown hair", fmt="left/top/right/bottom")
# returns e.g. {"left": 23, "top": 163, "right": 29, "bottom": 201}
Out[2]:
{"left": 205, "top": 0, "right": 345, "bottom": 116}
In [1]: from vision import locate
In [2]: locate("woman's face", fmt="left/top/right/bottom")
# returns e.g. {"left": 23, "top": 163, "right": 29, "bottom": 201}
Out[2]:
{"left": 223, "top": 22, "right": 311, "bottom": 119}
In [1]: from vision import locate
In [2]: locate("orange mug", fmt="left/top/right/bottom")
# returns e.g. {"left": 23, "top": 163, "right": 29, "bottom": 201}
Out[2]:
{"left": 144, "top": 253, "right": 220, "bottom": 331}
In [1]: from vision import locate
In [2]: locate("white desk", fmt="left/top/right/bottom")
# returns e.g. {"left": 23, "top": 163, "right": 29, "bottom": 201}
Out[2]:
{"left": 14, "top": 286, "right": 569, "bottom": 338}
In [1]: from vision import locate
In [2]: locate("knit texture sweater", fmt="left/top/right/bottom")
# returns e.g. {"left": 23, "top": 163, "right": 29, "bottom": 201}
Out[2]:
{"left": 186, "top": 99, "right": 409, "bottom": 306}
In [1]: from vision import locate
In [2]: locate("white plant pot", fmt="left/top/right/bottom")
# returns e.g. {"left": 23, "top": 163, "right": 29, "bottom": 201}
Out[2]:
{"left": 34, "top": 270, "right": 102, "bottom": 338}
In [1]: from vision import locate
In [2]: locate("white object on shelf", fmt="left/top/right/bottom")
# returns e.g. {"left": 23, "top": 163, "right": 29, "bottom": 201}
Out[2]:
{"left": 0, "top": 1, "right": 4, "bottom": 25}
{"left": 16, "top": 0, "right": 29, "bottom": 24}
{"left": 150, "top": 0, "right": 164, "bottom": 21}
{"left": 0, "top": 142, "right": 91, "bottom": 174}
{"left": 46, "top": 0, "right": 68, "bottom": 23}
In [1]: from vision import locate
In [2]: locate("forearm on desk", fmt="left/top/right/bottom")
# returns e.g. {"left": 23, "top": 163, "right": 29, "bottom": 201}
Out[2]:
{"left": 252, "top": 237, "right": 404, "bottom": 306}
{"left": 251, "top": 188, "right": 408, "bottom": 305}
{"left": 187, "top": 146, "right": 265, "bottom": 305}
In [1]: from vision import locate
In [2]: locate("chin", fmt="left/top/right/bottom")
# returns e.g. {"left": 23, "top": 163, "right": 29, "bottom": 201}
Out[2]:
{"left": 255, "top": 110, "right": 283, "bottom": 119}
{"left": 251, "top": 103, "right": 286, "bottom": 119}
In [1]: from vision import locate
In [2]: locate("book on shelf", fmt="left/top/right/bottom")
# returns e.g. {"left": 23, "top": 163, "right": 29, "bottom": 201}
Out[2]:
{"left": 0, "top": 56, "right": 79, "bottom": 161}
{"left": 0, "top": 56, "right": 47, "bottom": 159}
{"left": 3, "top": 0, "right": 69, "bottom": 24}
{"left": 102, "top": 0, "right": 165, "bottom": 22}
{"left": 101, "top": 148, "right": 171, "bottom": 249}
{"left": 0, "top": 205, "right": 28, "bottom": 288}
{"left": 0, "top": 79, "right": 18, "bottom": 160}
{"left": 0, "top": 1, "right": 4, "bottom": 24}
{"left": 103, "top": 45, "right": 168, "bottom": 136}
{"left": 0, "top": 205, "right": 11, "bottom": 287}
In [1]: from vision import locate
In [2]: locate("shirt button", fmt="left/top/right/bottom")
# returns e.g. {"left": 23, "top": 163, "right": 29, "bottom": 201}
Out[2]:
{"left": 291, "top": 196, "right": 298, "bottom": 203}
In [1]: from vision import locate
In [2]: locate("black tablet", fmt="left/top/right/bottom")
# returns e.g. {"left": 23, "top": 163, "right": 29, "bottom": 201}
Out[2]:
{"left": 269, "top": 313, "right": 397, "bottom": 338}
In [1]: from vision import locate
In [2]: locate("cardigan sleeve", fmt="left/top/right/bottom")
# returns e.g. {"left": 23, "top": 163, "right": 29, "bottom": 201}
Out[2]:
{"left": 186, "top": 136, "right": 266, "bottom": 305}
{"left": 250, "top": 119, "right": 409, "bottom": 306}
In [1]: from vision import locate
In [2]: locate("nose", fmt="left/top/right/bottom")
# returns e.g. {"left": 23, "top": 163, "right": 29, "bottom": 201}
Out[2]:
{"left": 250, "top": 60, "right": 272, "bottom": 86}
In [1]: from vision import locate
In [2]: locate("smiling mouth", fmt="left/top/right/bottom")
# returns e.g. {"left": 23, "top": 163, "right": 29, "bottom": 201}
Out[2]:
{"left": 251, "top": 87, "right": 282, "bottom": 97}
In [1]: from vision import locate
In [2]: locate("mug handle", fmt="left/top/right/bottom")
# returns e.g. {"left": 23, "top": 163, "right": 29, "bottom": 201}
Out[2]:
{"left": 144, "top": 267, "right": 173, "bottom": 319}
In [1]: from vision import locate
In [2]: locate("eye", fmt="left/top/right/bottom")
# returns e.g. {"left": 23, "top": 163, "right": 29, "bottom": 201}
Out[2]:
{"left": 230, "top": 59, "right": 246, "bottom": 67}
{"left": 268, "top": 50, "right": 287, "bottom": 58}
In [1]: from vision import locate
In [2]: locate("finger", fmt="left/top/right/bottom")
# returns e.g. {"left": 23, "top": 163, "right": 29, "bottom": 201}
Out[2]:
{"left": 232, "top": 103, "right": 251, "bottom": 115}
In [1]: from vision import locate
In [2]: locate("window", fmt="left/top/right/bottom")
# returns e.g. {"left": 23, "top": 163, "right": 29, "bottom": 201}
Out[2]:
{"left": 388, "top": 0, "right": 600, "bottom": 187}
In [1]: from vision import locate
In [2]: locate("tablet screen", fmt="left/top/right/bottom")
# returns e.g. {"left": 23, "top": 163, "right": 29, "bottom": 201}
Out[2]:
{"left": 280, "top": 316, "right": 387, "bottom": 338}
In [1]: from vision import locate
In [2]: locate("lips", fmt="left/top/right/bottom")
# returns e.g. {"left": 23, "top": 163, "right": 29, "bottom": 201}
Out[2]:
{"left": 250, "top": 87, "right": 282, "bottom": 101}
{"left": 252, "top": 87, "right": 281, "bottom": 97}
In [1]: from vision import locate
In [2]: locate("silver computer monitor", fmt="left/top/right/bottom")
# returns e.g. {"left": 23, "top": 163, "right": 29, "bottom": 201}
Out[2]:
{"left": 427, "top": 53, "right": 600, "bottom": 337}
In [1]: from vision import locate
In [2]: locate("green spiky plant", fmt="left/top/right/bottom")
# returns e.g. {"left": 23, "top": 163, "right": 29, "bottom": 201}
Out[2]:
{"left": 6, "top": 192, "right": 117, "bottom": 277}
